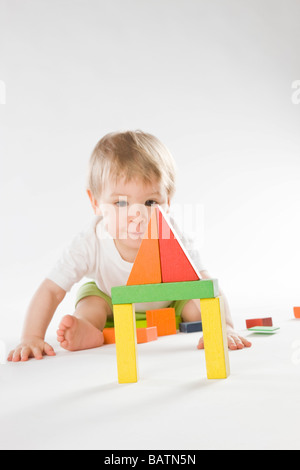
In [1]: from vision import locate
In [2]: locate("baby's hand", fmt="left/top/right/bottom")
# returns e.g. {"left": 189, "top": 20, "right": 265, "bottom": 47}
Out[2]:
{"left": 197, "top": 330, "right": 252, "bottom": 351}
{"left": 7, "top": 336, "right": 56, "bottom": 362}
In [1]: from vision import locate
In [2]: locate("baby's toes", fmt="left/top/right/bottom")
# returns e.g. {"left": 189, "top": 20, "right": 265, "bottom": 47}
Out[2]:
{"left": 58, "top": 314, "right": 74, "bottom": 331}
{"left": 57, "top": 315, "right": 74, "bottom": 344}
{"left": 56, "top": 329, "right": 65, "bottom": 342}
{"left": 60, "top": 339, "right": 70, "bottom": 349}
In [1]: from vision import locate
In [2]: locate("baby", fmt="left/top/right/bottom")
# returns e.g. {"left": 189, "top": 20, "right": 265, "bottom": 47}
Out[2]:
{"left": 8, "top": 130, "right": 251, "bottom": 362}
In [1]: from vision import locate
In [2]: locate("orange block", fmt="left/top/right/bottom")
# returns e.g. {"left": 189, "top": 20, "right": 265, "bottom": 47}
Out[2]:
{"left": 127, "top": 208, "right": 162, "bottom": 286}
{"left": 157, "top": 207, "right": 200, "bottom": 283}
{"left": 294, "top": 307, "right": 300, "bottom": 319}
{"left": 104, "top": 326, "right": 158, "bottom": 344}
{"left": 146, "top": 308, "right": 177, "bottom": 336}
{"left": 103, "top": 328, "right": 115, "bottom": 344}
{"left": 136, "top": 326, "right": 158, "bottom": 344}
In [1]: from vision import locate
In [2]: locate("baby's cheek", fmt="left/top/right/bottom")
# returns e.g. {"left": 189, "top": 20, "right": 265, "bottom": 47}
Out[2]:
{"left": 114, "top": 211, "right": 129, "bottom": 239}
{"left": 101, "top": 210, "right": 121, "bottom": 238}
{"left": 103, "top": 219, "right": 116, "bottom": 238}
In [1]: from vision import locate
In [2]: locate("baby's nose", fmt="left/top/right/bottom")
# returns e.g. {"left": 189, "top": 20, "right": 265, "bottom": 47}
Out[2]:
{"left": 135, "top": 220, "right": 146, "bottom": 232}
{"left": 128, "top": 204, "right": 148, "bottom": 223}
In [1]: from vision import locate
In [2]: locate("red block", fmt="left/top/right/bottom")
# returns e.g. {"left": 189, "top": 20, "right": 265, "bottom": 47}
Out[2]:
{"left": 246, "top": 317, "right": 273, "bottom": 329}
{"left": 157, "top": 207, "right": 200, "bottom": 283}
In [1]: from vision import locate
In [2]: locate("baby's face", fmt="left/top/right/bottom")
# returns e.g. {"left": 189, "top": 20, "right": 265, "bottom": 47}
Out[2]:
{"left": 89, "top": 176, "right": 170, "bottom": 248}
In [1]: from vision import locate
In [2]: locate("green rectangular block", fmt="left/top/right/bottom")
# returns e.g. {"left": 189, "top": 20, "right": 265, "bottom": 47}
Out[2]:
{"left": 136, "top": 319, "right": 148, "bottom": 328}
{"left": 248, "top": 326, "right": 280, "bottom": 334}
{"left": 111, "top": 280, "right": 219, "bottom": 305}
{"left": 104, "top": 319, "right": 148, "bottom": 329}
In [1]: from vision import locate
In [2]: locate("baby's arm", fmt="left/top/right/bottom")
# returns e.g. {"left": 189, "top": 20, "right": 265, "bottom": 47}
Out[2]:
{"left": 197, "top": 270, "right": 252, "bottom": 350}
{"left": 7, "top": 279, "right": 66, "bottom": 362}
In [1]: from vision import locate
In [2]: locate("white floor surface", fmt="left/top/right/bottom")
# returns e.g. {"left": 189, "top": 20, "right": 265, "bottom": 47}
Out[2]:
{"left": 1, "top": 319, "right": 300, "bottom": 450}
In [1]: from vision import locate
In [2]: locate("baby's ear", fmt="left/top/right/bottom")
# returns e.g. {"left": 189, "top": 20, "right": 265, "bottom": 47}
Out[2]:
{"left": 165, "top": 196, "right": 171, "bottom": 214}
{"left": 87, "top": 189, "right": 101, "bottom": 215}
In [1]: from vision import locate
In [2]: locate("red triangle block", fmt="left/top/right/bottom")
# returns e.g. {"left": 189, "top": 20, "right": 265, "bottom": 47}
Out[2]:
{"left": 157, "top": 206, "right": 200, "bottom": 283}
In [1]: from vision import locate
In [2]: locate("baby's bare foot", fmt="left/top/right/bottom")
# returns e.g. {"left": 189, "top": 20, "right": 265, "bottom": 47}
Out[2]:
{"left": 57, "top": 315, "right": 104, "bottom": 351}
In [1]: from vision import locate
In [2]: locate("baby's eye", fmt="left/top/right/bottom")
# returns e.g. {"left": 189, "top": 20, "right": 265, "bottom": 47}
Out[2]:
{"left": 115, "top": 200, "right": 128, "bottom": 207}
{"left": 145, "top": 200, "right": 158, "bottom": 207}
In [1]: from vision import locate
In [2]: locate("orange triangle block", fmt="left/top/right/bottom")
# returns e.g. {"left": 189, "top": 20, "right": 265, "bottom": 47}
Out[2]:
{"left": 127, "top": 208, "right": 162, "bottom": 286}
{"left": 157, "top": 206, "right": 200, "bottom": 283}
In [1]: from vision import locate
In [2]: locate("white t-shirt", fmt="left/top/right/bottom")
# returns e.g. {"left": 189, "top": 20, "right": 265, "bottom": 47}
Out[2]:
{"left": 47, "top": 213, "right": 205, "bottom": 312}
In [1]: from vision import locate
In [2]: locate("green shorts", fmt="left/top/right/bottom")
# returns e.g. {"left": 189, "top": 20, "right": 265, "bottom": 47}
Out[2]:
{"left": 75, "top": 281, "right": 189, "bottom": 329}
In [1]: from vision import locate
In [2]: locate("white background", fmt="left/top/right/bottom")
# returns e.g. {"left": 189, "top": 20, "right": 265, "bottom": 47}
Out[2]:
{"left": 1, "top": 0, "right": 300, "bottom": 342}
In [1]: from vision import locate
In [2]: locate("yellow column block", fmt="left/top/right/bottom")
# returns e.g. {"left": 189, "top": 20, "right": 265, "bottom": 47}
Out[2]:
{"left": 200, "top": 297, "right": 230, "bottom": 379}
{"left": 113, "top": 303, "right": 139, "bottom": 383}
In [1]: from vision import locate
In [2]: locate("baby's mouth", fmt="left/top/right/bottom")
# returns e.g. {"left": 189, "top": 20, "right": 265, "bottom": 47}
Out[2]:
{"left": 128, "top": 230, "right": 144, "bottom": 239}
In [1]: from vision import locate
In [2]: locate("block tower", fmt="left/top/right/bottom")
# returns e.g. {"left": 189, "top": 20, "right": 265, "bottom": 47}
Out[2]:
{"left": 111, "top": 206, "right": 230, "bottom": 383}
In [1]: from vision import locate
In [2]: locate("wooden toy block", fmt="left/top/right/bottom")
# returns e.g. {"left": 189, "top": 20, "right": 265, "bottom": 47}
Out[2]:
{"left": 248, "top": 326, "right": 280, "bottom": 334}
{"left": 127, "top": 209, "right": 162, "bottom": 286}
{"left": 136, "top": 326, "right": 158, "bottom": 343}
{"left": 200, "top": 297, "right": 230, "bottom": 379}
{"left": 157, "top": 206, "right": 200, "bottom": 283}
{"left": 262, "top": 317, "right": 273, "bottom": 326}
{"left": 146, "top": 308, "right": 177, "bottom": 336}
{"left": 294, "top": 307, "right": 300, "bottom": 319}
{"left": 104, "top": 320, "right": 115, "bottom": 328}
{"left": 103, "top": 328, "right": 115, "bottom": 344}
{"left": 175, "top": 315, "right": 181, "bottom": 330}
{"left": 103, "top": 322, "right": 148, "bottom": 343}
{"left": 111, "top": 279, "right": 219, "bottom": 305}
{"left": 179, "top": 321, "right": 203, "bottom": 333}
{"left": 113, "top": 303, "right": 138, "bottom": 383}
{"left": 136, "top": 319, "right": 148, "bottom": 328}
{"left": 246, "top": 317, "right": 273, "bottom": 329}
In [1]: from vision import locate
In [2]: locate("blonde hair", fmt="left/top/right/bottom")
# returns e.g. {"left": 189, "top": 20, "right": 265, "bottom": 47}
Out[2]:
{"left": 87, "top": 130, "right": 177, "bottom": 199}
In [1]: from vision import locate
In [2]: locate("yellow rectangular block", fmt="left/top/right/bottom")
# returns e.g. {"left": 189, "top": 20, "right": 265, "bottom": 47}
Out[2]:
{"left": 113, "top": 303, "right": 139, "bottom": 383}
{"left": 200, "top": 297, "right": 230, "bottom": 379}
